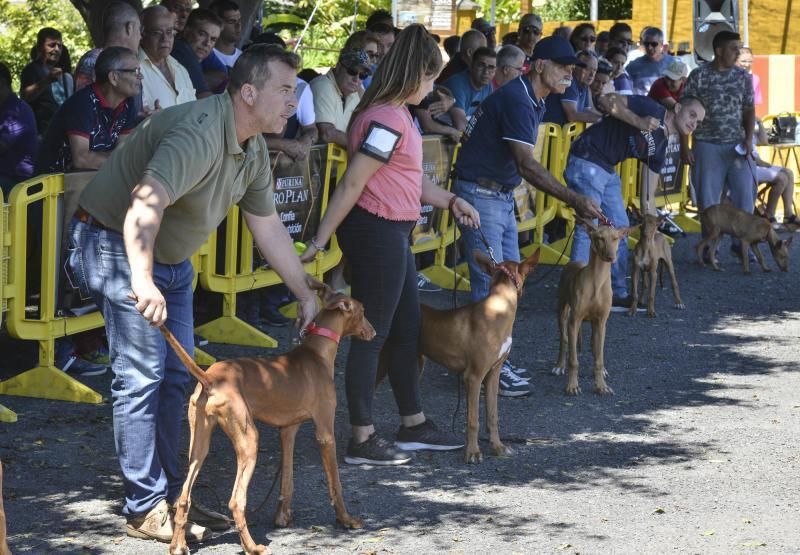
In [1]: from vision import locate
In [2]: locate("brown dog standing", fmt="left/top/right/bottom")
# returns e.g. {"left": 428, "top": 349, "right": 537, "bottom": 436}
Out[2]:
{"left": 389, "top": 250, "right": 540, "bottom": 464}
{"left": 167, "top": 279, "right": 375, "bottom": 555}
{"left": 553, "top": 224, "right": 634, "bottom": 395}
{"left": 0, "top": 460, "right": 9, "bottom": 555}
{"left": 696, "top": 203, "right": 793, "bottom": 274}
{"left": 630, "top": 214, "right": 685, "bottom": 317}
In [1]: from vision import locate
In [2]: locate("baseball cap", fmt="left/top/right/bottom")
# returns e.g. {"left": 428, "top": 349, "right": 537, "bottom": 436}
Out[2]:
{"left": 532, "top": 36, "right": 580, "bottom": 66}
{"left": 339, "top": 47, "right": 371, "bottom": 73}
{"left": 663, "top": 58, "right": 687, "bottom": 80}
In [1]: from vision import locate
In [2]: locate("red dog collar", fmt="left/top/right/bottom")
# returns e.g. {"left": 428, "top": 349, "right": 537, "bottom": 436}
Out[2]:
{"left": 303, "top": 322, "right": 341, "bottom": 344}
{"left": 496, "top": 264, "right": 521, "bottom": 292}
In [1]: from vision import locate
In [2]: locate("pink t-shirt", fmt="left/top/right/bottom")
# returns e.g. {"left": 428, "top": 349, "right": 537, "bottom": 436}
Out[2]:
{"left": 348, "top": 104, "right": 423, "bottom": 222}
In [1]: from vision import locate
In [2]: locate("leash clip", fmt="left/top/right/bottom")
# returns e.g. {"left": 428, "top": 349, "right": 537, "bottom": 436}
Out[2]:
{"left": 477, "top": 227, "right": 499, "bottom": 266}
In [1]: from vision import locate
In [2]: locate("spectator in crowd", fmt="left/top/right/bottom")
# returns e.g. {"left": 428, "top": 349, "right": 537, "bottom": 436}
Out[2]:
{"left": 310, "top": 47, "right": 370, "bottom": 148}
{"left": 69, "top": 44, "right": 318, "bottom": 543}
{"left": 443, "top": 46, "right": 495, "bottom": 129}
{"left": 36, "top": 47, "right": 140, "bottom": 174}
{"left": 345, "top": 30, "right": 380, "bottom": 89}
{"left": 736, "top": 47, "right": 763, "bottom": 106}
{"left": 452, "top": 36, "right": 602, "bottom": 396}
{"left": 608, "top": 22, "right": 634, "bottom": 53}
{"left": 139, "top": 6, "right": 196, "bottom": 110}
{"left": 75, "top": 1, "right": 142, "bottom": 91}
{"left": 543, "top": 49, "right": 602, "bottom": 125}
{"left": 626, "top": 27, "right": 673, "bottom": 95}
{"left": 627, "top": 26, "right": 652, "bottom": 64}
{"left": 471, "top": 17, "right": 496, "bottom": 50}
{"left": 565, "top": 94, "right": 705, "bottom": 308}
{"left": 365, "top": 8, "right": 393, "bottom": 30}
{"left": 166, "top": 3, "right": 214, "bottom": 99}
{"left": 605, "top": 46, "right": 633, "bottom": 95}
{"left": 493, "top": 44, "right": 526, "bottom": 90}
{"left": 552, "top": 26, "right": 572, "bottom": 40}
{"left": 596, "top": 30, "right": 610, "bottom": 56}
{"left": 368, "top": 23, "right": 396, "bottom": 65}
{"left": 181, "top": 8, "right": 223, "bottom": 68}
{"left": 590, "top": 57, "right": 613, "bottom": 102}
{"left": 0, "top": 62, "right": 37, "bottom": 195}
{"left": 202, "top": 0, "right": 243, "bottom": 92}
{"left": 648, "top": 58, "right": 687, "bottom": 109}
{"left": 301, "top": 24, "right": 480, "bottom": 466}
{"left": 20, "top": 28, "right": 74, "bottom": 135}
{"left": 501, "top": 31, "right": 519, "bottom": 46}
{"left": 437, "top": 29, "right": 485, "bottom": 84}
{"left": 443, "top": 35, "right": 460, "bottom": 60}
{"left": 409, "top": 85, "right": 460, "bottom": 141}
{"left": 569, "top": 23, "right": 597, "bottom": 53}
{"left": 517, "top": 13, "right": 544, "bottom": 71}
{"left": 751, "top": 119, "right": 797, "bottom": 228}
{"left": 684, "top": 31, "right": 755, "bottom": 251}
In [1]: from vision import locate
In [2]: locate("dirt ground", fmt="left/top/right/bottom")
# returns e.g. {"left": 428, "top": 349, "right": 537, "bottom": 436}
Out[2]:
{"left": 1, "top": 236, "right": 799, "bottom": 554}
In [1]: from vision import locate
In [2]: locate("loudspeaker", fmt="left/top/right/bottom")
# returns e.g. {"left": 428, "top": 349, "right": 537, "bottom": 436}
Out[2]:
{"left": 693, "top": 0, "right": 738, "bottom": 63}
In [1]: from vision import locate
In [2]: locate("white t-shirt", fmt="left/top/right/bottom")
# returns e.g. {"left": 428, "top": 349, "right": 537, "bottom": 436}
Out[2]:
{"left": 294, "top": 78, "right": 315, "bottom": 126}
{"left": 213, "top": 47, "right": 242, "bottom": 68}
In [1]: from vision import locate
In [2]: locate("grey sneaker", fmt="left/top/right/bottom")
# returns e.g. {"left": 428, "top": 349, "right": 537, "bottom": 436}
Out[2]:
{"left": 345, "top": 433, "right": 414, "bottom": 466}
{"left": 395, "top": 419, "right": 464, "bottom": 451}
{"left": 126, "top": 499, "right": 211, "bottom": 544}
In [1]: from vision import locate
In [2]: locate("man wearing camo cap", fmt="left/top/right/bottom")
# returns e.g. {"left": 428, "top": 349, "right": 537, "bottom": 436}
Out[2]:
{"left": 310, "top": 47, "right": 371, "bottom": 147}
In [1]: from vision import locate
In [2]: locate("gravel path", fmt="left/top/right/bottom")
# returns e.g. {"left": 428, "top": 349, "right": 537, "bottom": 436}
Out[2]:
{"left": 1, "top": 235, "right": 799, "bottom": 554}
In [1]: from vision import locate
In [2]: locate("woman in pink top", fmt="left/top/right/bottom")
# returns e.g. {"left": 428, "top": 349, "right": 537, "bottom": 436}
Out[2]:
{"left": 302, "top": 24, "right": 480, "bottom": 466}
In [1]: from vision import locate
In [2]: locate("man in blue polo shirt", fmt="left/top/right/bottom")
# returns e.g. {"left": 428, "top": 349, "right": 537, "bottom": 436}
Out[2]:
{"left": 443, "top": 46, "right": 496, "bottom": 129}
{"left": 565, "top": 93, "right": 705, "bottom": 308}
{"left": 36, "top": 47, "right": 140, "bottom": 173}
{"left": 453, "top": 36, "right": 603, "bottom": 397}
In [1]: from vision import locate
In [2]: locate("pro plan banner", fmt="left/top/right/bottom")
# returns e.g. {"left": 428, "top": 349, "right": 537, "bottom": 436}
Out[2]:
{"left": 658, "top": 133, "right": 684, "bottom": 197}
{"left": 271, "top": 147, "right": 325, "bottom": 243}
{"left": 413, "top": 137, "right": 457, "bottom": 246}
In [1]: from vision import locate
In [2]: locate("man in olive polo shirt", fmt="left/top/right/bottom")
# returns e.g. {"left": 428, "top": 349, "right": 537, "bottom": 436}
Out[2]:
{"left": 68, "top": 45, "right": 319, "bottom": 544}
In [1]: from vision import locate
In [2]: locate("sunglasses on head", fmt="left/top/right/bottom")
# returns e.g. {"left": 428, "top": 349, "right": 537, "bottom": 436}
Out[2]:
{"left": 521, "top": 25, "right": 541, "bottom": 36}
{"left": 345, "top": 67, "right": 370, "bottom": 80}
{"left": 644, "top": 41, "right": 660, "bottom": 48}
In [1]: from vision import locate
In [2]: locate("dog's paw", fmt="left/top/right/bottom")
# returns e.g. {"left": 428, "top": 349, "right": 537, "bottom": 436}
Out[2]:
{"left": 762, "top": 267, "right": 772, "bottom": 273}
{"left": 248, "top": 545, "right": 271, "bottom": 555}
{"left": 338, "top": 514, "right": 364, "bottom": 529}
{"left": 627, "top": 307, "right": 637, "bottom": 317}
{"left": 594, "top": 383, "right": 615, "bottom": 395}
{"left": 491, "top": 443, "right": 514, "bottom": 458}
{"left": 674, "top": 303, "right": 685, "bottom": 310}
{"left": 647, "top": 309, "right": 657, "bottom": 318}
{"left": 551, "top": 366, "right": 565, "bottom": 376}
{"left": 464, "top": 449, "right": 483, "bottom": 464}
{"left": 565, "top": 384, "right": 582, "bottom": 396}
{"left": 168, "top": 545, "right": 190, "bottom": 555}
{"left": 273, "top": 510, "right": 293, "bottom": 528}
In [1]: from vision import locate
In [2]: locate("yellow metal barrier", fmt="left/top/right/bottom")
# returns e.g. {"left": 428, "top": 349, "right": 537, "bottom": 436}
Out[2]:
{"left": 0, "top": 175, "right": 103, "bottom": 404}
{"left": 195, "top": 143, "right": 343, "bottom": 347}
{"left": 0, "top": 190, "right": 18, "bottom": 422}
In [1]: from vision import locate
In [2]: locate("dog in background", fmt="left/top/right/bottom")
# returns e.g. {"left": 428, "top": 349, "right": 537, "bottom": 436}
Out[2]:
{"left": 629, "top": 213, "right": 685, "bottom": 317}
{"left": 696, "top": 204, "right": 793, "bottom": 274}
{"left": 553, "top": 223, "right": 634, "bottom": 395}
{"left": 166, "top": 278, "right": 374, "bottom": 555}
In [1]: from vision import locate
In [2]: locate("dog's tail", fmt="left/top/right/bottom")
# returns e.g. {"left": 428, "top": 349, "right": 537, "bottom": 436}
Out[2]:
{"left": 159, "top": 326, "right": 211, "bottom": 389}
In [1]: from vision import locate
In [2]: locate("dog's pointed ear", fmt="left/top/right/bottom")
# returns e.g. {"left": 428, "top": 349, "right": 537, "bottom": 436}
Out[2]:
{"left": 519, "top": 248, "right": 541, "bottom": 278}
{"left": 617, "top": 226, "right": 637, "bottom": 239}
{"left": 473, "top": 249, "right": 495, "bottom": 276}
{"left": 335, "top": 298, "right": 354, "bottom": 312}
{"left": 306, "top": 275, "right": 333, "bottom": 301}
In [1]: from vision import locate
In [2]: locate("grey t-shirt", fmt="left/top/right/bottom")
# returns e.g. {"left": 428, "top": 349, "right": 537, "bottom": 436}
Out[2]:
{"left": 684, "top": 64, "right": 754, "bottom": 144}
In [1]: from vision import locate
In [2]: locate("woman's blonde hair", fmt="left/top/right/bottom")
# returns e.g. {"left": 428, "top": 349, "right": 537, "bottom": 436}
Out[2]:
{"left": 349, "top": 24, "right": 442, "bottom": 130}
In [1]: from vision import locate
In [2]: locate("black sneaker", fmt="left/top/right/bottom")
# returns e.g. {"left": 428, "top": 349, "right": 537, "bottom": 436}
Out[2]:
{"left": 498, "top": 364, "right": 531, "bottom": 397}
{"left": 503, "top": 359, "right": 531, "bottom": 381}
{"left": 345, "top": 433, "right": 414, "bottom": 465}
{"left": 194, "top": 334, "right": 209, "bottom": 347}
{"left": 395, "top": 418, "right": 464, "bottom": 451}
{"left": 416, "top": 272, "right": 442, "bottom": 293}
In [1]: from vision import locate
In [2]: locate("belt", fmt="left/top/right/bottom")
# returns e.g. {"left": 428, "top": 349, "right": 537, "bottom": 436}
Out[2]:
{"left": 75, "top": 206, "right": 111, "bottom": 231}
{"left": 456, "top": 176, "right": 514, "bottom": 193}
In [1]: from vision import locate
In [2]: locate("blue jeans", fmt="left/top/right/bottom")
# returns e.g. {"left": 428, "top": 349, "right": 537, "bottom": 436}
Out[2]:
{"left": 564, "top": 156, "right": 629, "bottom": 298}
{"left": 68, "top": 219, "right": 194, "bottom": 516}
{"left": 453, "top": 179, "right": 520, "bottom": 302}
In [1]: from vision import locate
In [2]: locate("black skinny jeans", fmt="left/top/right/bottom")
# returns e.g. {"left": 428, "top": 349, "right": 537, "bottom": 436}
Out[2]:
{"left": 338, "top": 205, "right": 423, "bottom": 426}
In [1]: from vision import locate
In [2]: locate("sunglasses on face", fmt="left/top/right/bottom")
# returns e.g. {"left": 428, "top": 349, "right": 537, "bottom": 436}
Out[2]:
{"left": 580, "top": 35, "right": 597, "bottom": 43}
{"left": 644, "top": 41, "right": 660, "bottom": 48}
{"left": 521, "top": 25, "right": 542, "bottom": 36}
{"left": 345, "top": 67, "right": 370, "bottom": 80}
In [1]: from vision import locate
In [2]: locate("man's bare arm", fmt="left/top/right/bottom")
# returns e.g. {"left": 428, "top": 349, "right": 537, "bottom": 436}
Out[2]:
{"left": 316, "top": 122, "right": 348, "bottom": 147}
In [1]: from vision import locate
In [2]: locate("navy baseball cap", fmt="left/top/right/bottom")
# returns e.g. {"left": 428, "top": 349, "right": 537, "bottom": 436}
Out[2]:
{"left": 531, "top": 36, "right": 580, "bottom": 65}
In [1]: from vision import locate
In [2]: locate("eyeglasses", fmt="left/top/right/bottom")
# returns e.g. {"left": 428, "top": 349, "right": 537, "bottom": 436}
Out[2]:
{"left": 345, "top": 67, "right": 370, "bottom": 80}
{"left": 580, "top": 35, "right": 597, "bottom": 43}
{"left": 644, "top": 41, "right": 661, "bottom": 48}
{"left": 521, "top": 25, "right": 542, "bottom": 36}
{"left": 144, "top": 28, "right": 176, "bottom": 39}
{"left": 114, "top": 67, "right": 143, "bottom": 77}
{"left": 505, "top": 65, "right": 524, "bottom": 73}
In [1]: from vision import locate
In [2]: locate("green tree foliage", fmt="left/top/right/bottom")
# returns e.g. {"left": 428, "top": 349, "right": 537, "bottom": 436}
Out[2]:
{"left": 0, "top": 0, "right": 93, "bottom": 89}
{"left": 537, "top": 0, "right": 632, "bottom": 22}
{"left": 264, "top": 0, "right": 389, "bottom": 68}
{"left": 475, "top": 0, "right": 521, "bottom": 24}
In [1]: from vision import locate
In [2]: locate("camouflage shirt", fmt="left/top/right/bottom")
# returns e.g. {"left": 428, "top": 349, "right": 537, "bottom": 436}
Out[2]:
{"left": 684, "top": 63, "right": 754, "bottom": 144}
